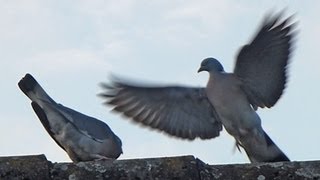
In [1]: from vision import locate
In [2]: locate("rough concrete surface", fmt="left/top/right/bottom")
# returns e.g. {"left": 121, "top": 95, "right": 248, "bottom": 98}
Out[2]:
{"left": 0, "top": 154, "right": 319, "bottom": 179}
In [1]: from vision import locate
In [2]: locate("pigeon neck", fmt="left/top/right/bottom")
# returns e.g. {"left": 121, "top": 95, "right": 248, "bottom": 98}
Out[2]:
{"left": 208, "top": 70, "right": 224, "bottom": 80}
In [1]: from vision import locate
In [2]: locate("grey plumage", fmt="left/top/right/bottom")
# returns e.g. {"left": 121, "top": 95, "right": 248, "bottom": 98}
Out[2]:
{"left": 234, "top": 13, "right": 296, "bottom": 109}
{"left": 19, "top": 74, "right": 122, "bottom": 162}
{"left": 100, "top": 12, "right": 296, "bottom": 162}
{"left": 102, "top": 83, "right": 222, "bottom": 140}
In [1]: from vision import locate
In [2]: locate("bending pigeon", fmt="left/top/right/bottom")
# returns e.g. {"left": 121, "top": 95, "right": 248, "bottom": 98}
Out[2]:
{"left": 18, "top": 74, "right": 122, "bottom": 162}
{"left": 100, "top": 12, "right": 296, "bottom": 162}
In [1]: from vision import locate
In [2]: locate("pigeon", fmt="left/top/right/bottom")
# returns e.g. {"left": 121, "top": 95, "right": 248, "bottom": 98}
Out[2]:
{"left": 100, "top": 12, "right": 296, "bottom": 162}
{"left": 18, "top": 73, "right": 122, "bottom": 162}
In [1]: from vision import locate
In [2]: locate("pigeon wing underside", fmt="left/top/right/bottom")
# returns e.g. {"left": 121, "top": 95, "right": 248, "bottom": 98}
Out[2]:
{"left": 234, "top": 12, "right": 296, "bottom": 109}
{"left": 101, "top": 81, "right": 222, "bottom": 140}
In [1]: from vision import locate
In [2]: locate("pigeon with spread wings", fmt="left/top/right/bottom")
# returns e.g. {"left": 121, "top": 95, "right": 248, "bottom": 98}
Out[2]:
{"left": 101, "top": 12, "right": 296, "bottom": 162}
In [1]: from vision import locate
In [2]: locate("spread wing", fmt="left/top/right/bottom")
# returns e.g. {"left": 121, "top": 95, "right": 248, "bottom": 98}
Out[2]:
{"left": 234, "top": 12, "right": 297, "bottom": 108}
{"left": 100, "top": 80, "right": 222, "bottom": 140}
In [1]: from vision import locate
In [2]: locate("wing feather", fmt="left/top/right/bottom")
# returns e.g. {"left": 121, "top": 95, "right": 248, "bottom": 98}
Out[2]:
{"left": 234, "top": 12, "right": 297, "bottom": 108}
{"left": 100, "top": 79, "right": 222, "bottom": 140}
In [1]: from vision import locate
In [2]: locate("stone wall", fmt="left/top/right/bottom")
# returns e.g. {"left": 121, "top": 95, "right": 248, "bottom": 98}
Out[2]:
{"left": 0, "top": 154, "right": 319, "bottom": 179}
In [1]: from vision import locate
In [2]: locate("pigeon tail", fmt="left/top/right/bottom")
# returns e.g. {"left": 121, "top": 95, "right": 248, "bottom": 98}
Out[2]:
{"left": 261, "top": 131, "right": 290, "bottom": 162}
{"left": 18, "top": 73, "right": 54, "bottom": 103}
{"left": 240, "top": 129, "right": 290, "bottom": 163}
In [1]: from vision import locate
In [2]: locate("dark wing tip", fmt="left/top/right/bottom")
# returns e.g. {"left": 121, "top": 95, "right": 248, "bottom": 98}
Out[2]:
{"left": 258, "top": 10, "right": 298, "bottom": 36}
{"left": 98, "top": 77, "right": 123, "bottom": 98}
{"left": 98, "top": 82, "right": 118, "bottom": 98}
{"left": 18, "top": 73, "right": 38, "bottom": 96}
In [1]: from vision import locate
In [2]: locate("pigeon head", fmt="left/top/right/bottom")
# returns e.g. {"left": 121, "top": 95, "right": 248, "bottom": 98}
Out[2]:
{"left": 198, "top": 57, "right": 224, "bottom": 73}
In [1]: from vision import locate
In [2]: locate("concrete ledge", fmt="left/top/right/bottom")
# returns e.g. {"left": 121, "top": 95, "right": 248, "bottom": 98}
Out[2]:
{"left": 0, "top": 154, "right": 49, "bottom": 179}
{"left": 51, "top": 155, "right": 200, "bottom": 179}
{"left": 199, "top": 159, "right": 320, "bottom": 179}
{"left": 0, "top": 154, "right": 319, "bottom": 179}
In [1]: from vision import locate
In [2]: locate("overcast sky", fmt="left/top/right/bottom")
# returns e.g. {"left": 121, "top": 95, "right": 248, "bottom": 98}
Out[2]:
{"left": 1, "top": 0, "right": 319, "bottom": 164}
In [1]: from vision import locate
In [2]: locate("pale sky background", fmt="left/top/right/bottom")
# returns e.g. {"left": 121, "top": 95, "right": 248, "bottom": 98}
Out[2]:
{"left": 1, "top": 1, "right": 319, "bottom": 164}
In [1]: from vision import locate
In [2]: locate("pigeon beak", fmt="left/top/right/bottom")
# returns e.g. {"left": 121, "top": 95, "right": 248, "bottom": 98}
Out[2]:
{"left": 197, "top": 66, "right": 204, "bottom": 73}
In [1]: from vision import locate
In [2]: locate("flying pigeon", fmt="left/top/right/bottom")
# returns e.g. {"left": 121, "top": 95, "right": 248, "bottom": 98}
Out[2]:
{"left": 18, "top": 74, "right": 122, "bottom": 162}
{"left": 100, "top": 12, "right": 296, "bottom": 162}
